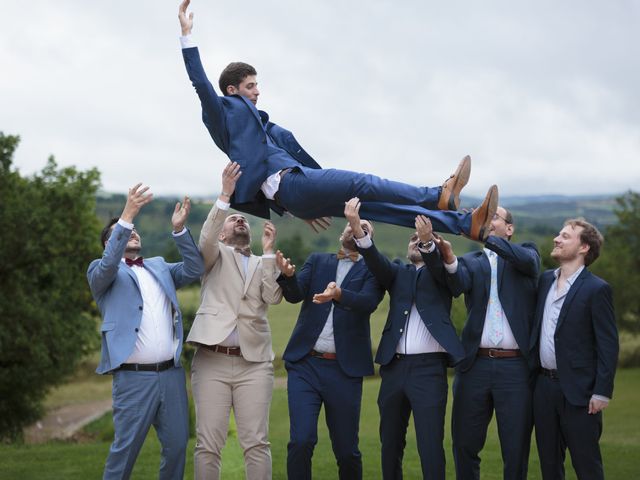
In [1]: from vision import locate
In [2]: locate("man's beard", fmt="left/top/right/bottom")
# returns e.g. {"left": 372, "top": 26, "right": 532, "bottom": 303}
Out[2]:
{"left": 408, "top": 249, "right": 422, "bottom": 264}
{"left": 125, "top": 246, "right": 142, "bottom": 255}
{"left": 227, "top": 230, "right": 250, "bottom": 246}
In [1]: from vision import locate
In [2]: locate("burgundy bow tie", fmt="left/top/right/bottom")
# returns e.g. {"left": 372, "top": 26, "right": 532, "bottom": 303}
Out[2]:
{"left": 125, "top": 257, "right": 144, "bottom": 267}
{"left": 234, "top": 246, "right": 252, "bottom": 257}
{"left": 336, "top": 249, "right": 359, "bottom": 262}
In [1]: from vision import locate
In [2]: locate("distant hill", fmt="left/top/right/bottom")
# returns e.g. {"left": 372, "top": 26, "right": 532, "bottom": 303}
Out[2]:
{"left": 95, "top": 192, "right": 621, "bottom": 261}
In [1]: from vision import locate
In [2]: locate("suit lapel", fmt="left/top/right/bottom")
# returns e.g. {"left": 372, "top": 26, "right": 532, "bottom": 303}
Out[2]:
{"left": 340, "top": 257, "right": 363, "bottom": 286}
{"left": 232, "top": 250, "right": 246, "bottom": 280}
{"left": 497, "top": 256, "right": 505, "bottom": 294}
{"left": 555, "top": 268, "right": 589, "bottom": 332}
{"left": 480, "top": 254, "right": 491, "bottom": 299}
{"left": 531, "top": 271, "right": 555, "bottom": 348}
{"left": 243, "top": 255, "right": 260, "bottom": 296}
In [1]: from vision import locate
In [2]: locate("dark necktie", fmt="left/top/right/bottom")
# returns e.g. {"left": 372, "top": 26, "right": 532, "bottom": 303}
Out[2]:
{"left": 234, "top": 246, "right": 252, "bottom": 257}
{"left": 336, "top": 249, "right": 359, "bottom": 262}
{"left": 125, "top": 257, "right": 144, "bottom": 267}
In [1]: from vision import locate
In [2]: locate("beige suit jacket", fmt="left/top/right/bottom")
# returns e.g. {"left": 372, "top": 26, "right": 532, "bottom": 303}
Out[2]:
{"left": 186, "top": 203, "right": 282, "bottom": 362}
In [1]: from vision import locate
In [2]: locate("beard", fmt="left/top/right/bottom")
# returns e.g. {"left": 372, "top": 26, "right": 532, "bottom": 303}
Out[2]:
{"left": 125, "top": 245, "right": 141, "bottom": 255}
{"left": 227, "top": 229, "right": 250, "bottom": 246}
{"left": 407, "top": 249, "right": 422, "bottom": 265}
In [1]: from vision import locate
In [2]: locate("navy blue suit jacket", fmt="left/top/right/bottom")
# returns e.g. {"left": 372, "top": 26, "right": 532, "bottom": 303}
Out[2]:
{"left": 530, "top": 268, "right": 618, "bottom": 406}
{"left": 278, "top": 253, "right": 384, "bottom": 377}
{"left": 183, "top": 47, "right": 321, "bottom": 219}
{"left": 449, "top": 236, "right": 540, "bottom": 371}
{"left": 357, "top": 241, "right": 465, "bottom": 367}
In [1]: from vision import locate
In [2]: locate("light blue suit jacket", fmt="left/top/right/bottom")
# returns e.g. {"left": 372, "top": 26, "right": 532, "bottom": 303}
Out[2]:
{"left": 87, "top": 223, "right": 204, "bottom": 374}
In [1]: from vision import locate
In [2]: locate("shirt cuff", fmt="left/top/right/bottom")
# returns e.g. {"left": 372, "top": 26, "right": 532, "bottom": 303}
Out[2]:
{"left": 591, "top": 394, "right": 610, "bottom": 403}
{"left": 117, "top": 218, "right": 134, "bottom": 230}
{"left": 216, "top": 198, "right": 230, "bottom": 210}
{"left": 354, "top": 232, "right": 372, "bottom": 249}
{"left": 180, "top": 35, "right": 196, "bottom": 49}
{"left": 172, "top": 227, "right": 187, "bottom": 237}
{"left": 418, "top": 242, "right": 436, "bottom": 254}
{"left": 444, "top": 257, "right": 458, "bottom": 274}
{"left": 262, "top": 254, "right": 276, "bottom": 259}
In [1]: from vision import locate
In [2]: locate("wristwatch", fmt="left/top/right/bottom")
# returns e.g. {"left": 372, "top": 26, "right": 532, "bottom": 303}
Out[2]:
{"left": 417, "top": 240, "right": 434, "bottom": 251}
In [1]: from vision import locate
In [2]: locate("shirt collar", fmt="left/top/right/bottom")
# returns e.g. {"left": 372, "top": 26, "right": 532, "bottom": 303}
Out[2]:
{"left": 553, "top": 265, "right": 585, "bottom": 286}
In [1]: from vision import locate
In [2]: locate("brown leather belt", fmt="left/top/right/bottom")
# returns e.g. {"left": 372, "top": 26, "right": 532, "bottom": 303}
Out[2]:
{"left": 477, "top": 348, "right": 521, "bottom": 358}
{"left": 310, "top": 349, "right": 337, "bottom": 360}
{"left": 200, "top": 344, "right": 242, "bottom": 356}
{"left": 541, "top": 367, "right": 559, "bottom": 379}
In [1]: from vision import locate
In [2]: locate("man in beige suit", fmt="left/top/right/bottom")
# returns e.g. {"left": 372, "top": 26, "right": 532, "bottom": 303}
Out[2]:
{"left": 188, "top": 161, "right": 283, "bottom": 479}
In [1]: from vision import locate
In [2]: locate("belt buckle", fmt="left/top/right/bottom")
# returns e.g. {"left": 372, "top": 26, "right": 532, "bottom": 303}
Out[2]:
{"left": 488, "top": 349, "right": 497, "bottom": 358}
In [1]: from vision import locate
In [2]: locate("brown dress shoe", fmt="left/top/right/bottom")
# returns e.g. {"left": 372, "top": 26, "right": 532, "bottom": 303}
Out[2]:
{"left": 437, "top": 155, "right": 471, "bottom": 210}
{"left": 469, "top": 185, "right": 499, "bottom": 241}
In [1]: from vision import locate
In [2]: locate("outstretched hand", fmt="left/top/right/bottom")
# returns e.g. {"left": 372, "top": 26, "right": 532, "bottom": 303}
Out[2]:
{"left": 172, "top": 196, "right": 191, "bottom": 232}
{"left": 220, "top": 162, "right": 242, "bottom": 201}
{"left": 433, "top": 233, "right": 456, "bottom": 265}
{"left": 262, "top": 221, "right": 277, "bottom": 254}
{"left": 344, "top": 198, "right": 365, "bottom": 238}
{"left": 415, "top": 215, "right": 434, "bottom": 243}
{"left": 121, "top": 183, "right": 153, "bottom": 223}
{"left": 313, "top": 281, "right": 342, "bottom": 304}
{"left": 303, "top": 217, "right": 332, "bottom": 234}
{"left": 275, "top": 250, "right": 296, "bottom": 277}
{"left": 178, "top": 0, "right": 194, "bottom": 36}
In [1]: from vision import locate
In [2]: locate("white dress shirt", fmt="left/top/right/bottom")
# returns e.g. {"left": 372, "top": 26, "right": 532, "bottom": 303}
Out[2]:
{"left": 313, "top": 251, "right": 359, "bottom": 353}
{"left": 118, "top": 218, "right": 177, "bottom": 364}
{"left": 479, "top": 249, "right": 519, "bottom": 349}
{"left": 354, "top": 233, "right": 447, "bottom": 354}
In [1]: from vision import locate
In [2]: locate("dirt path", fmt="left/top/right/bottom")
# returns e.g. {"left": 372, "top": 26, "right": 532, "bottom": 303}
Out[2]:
{"left": 24, "top": 377, "right": 288, "bottom": 443}
{"left": 24, "top": 399, "right": 113, "bottom": 444}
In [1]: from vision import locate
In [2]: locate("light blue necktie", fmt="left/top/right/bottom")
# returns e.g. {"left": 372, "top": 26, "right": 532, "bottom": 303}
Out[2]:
{"left": 486, "top": 251, "right": 504, "bottom": 346}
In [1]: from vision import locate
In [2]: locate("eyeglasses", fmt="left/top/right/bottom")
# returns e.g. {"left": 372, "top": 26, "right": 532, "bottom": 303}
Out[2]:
{"left": 492, "top": 213, "right": 511, "bottom": 224}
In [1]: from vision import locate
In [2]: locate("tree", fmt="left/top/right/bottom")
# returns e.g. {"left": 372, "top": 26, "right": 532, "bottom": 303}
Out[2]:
{"left": 0, "top": 132, "right": 102, "bottom": 441}
{"left": 592, "top": 191, "right": 640, "bottom": 332}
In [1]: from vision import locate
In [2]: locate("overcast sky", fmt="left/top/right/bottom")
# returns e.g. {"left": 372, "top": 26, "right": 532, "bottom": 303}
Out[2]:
{"left": 1, "top": 0, "right": 639, "bottom": 199}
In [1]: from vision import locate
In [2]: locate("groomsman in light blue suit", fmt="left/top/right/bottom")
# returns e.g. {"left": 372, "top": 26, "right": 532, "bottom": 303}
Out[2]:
{"left": 87, "top": 183, "right": 204, "bottom": 480}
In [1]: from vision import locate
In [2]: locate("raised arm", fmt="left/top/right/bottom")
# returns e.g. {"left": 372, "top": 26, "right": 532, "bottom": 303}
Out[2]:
{"left": 167, "top": 196, "right": 205, "bottom": 288}
{"left": 344, "top": 197, "right": 397, "bottom": 290}
{"left": 485, "top": 236, "right": 540, "bottom": 278}
{"left": 199, "top": 162, "right": 242, "bottom": 271}
{"left": 260, "top": 221, "right": 283, "bottom": 305}
{"left": 179, "top": 0, "right": 229, "bottom": 151}
{"left": 87, "top": 183, "right": 153, "bottom": 297}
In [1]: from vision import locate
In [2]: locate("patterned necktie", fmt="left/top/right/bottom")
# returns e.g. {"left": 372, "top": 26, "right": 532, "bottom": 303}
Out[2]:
{"left": 125, "top": 257, "right": 144, "bottom": 267}
{"left": 486, "top": 251, "right": 504, "bottom": 346}
{"left": 336, "top": 249, "right": 359, "bottom": 262}
{"left": 234, "top": 246, "right": 252, "bottom": 257}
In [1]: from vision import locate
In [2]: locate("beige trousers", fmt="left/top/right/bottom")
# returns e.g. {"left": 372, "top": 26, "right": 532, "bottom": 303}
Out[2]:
{"left": 191, "top": 347, "right": 274, "bottom": 480}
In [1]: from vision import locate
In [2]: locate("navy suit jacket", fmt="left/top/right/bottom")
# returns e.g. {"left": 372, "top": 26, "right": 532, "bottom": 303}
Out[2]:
{"left": 449, "top": 236, "right": 540, "bottom": 371}
{"left": 357, "top": 241, "right": 465, "bottom": 367}
{"left": 278, "top": 253, "right": 384, "bottom": 377}
{"left": 183, "top": 47, "right": 321, "bottom": 219}
{"left": 87, "top": 223, "right": 204, "bottom": 374}
{"left": 530, "top": 268, "right": 618, "bottom": 406}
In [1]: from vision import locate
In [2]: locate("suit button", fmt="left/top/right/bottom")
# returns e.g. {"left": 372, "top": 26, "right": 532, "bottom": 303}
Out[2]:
{"left": 138, "top": 306, "right": 143, "bottom": 311}
{"left": 242, "top": 295, "right": 247, "bottom": 300}
{"left": 135, "top": 328, "right": 139, "bottom": 332}
{"left": 404, "top": 310, "right": 408, "bottom": 315}
{"left": 399, "top": 328, "right": 403, "bottom": 333}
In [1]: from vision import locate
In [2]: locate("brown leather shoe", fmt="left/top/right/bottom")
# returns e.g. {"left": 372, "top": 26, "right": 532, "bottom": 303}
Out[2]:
{"left": 437, "top": 155, "right": 471, "bottom": 210}
{"left": 469, "top": 185, "right": 498, "bottom": 242}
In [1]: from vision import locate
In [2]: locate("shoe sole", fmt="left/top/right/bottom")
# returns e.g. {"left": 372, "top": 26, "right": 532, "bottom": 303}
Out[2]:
{"left": 439, "top": 155, "right": 471, "bottom": 210}
{"left": 471, "top": 185, "right": 498, "bottom": 241}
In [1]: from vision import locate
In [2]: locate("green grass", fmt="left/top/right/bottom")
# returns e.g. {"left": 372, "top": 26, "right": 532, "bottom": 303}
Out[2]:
{"left": 3, "top": 369, "right": 639, "bottom": 479}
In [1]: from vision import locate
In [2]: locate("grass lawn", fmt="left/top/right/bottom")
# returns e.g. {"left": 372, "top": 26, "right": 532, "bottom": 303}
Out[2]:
{"left": 2, "top": 369, "right": 639, "bottom": 479}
